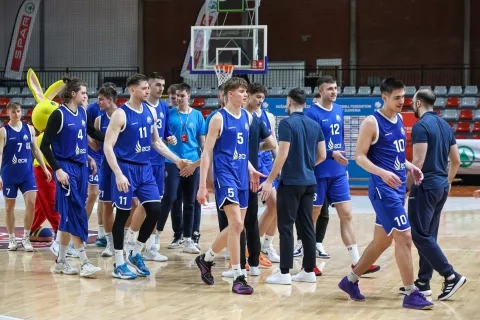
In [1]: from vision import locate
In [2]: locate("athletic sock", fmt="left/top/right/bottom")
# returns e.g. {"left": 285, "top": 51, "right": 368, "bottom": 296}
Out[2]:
{"left": 204, "top": 248, "right": 217, "bottom": 262}
{"left": 77, "top": 247, "right": 88, "bottom": 264}
{"left": 115, "top": 250, "right": 125, "bottom": 266}
{"left": 105, "top": 232, "right": 113, "bottom": 245}
{"left": 263, "top": 235, "right": 274, "bottom": 249}
{"left": 447, "top": 274, "right": 455, "bottom": 280}
{"left": 58, "top": 245, "right": 68, "bottom": 262}
{"left": 232, "top": 264, "right": 242, "bottom": 278}
{"left": 347, "top": 244, "right": 360, "bottom": 265}
{"left": 23, "top": 229, "right": 30, "bottom": 239}
{"left": 132, "top": 240, "right": 144, "bottom": 256}
{"left": 347, "top": 271, "right": 360, "bottom": 283}
{"left": 98, "top": 225, "right": 105, "bottom": 238}
{"left": 404, "top": 284, "right": 416, "bottom": 295}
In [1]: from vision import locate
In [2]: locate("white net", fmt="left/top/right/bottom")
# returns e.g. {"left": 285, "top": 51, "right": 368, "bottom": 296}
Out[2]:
{"left": 214, "top": 65, "right": 235, "bottom": 87}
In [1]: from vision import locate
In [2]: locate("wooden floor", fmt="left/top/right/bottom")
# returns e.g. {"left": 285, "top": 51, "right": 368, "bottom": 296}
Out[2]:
{"left": 0, "top": 197, "right": 479, "bottom": 320}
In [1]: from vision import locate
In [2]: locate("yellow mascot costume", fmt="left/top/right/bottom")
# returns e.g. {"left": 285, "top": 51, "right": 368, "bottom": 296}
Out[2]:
{"left": 28, "top": 69, "right": 65, "bottom": 242}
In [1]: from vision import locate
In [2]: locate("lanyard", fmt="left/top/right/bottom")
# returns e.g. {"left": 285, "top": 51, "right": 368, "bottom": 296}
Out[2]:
{"left": 177, "top": 108, "right": 191, "bottom": 133}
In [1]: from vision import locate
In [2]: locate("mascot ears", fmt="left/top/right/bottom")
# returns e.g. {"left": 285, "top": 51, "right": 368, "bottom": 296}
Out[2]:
{"left": 27, "top": 69, "right": 65, "bottom": 103}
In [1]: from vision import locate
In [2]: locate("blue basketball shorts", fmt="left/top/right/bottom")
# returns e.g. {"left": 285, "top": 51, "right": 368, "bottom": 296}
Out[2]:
{"left": 215, "top": 186, "right": 248, "bottom": 211}
{"left": 98, "top": 160, "right": 112, "bottom": 202}
{"left": 151, "top": 164, "right": 165, "bottom": 198}
{"left": 369, "top": 187, "right": 410, "bottom": 236}
{"left": 3, "top": 174, "right": 37, "bottom": 199}
{"left": 313, "top": 175, "right": 351, "bottom": 206}
{"left": 112, "top": 161, "right": 160, "bottom": 210}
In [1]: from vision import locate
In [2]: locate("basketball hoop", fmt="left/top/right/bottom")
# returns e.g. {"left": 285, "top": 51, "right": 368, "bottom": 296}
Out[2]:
{"left": 214, "top": 64, "right": 235, "bottom": 87}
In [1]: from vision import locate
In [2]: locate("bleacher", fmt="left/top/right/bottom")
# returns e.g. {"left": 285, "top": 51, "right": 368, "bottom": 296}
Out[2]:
{"left": 1, "top": 85, "right": 479, "bottom": 136}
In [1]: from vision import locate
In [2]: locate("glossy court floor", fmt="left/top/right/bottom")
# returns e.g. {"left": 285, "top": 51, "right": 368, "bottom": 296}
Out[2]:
{"left": 0, "top": 193, "right": 478, "bottom": 320}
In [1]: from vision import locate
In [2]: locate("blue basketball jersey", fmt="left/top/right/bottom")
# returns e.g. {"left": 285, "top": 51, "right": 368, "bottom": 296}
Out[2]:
{"left": 213, "top": 108, "right": 250, "bottom": 190}
{"left": 145, "top": 100, "right": 169, "bottom": 166}
{"left": 87, "top": 103, "right": 103, "bottom": 162}
{"left": 114, "top": 103, "right": 154, "bottom": 164}
{"left": 52, "top": 106, "right": 88, "bottom": 164}
{"left": 256, "top": 109, "right": 273, "bottom": 165}
{"left": 367, "top": 110, "right": 407, "bottom": 197}
{"left": 97, "top": 113, "right": 111, "bottom": 163}
{"left": 2, "top": 123, "right": 33, "bottom": 184}
{"left": 305, "top": 103, "right": 347, "bottom": 178}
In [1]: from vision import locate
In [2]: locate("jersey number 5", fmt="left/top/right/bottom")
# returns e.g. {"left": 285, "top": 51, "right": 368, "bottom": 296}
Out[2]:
{"left": 237, "top": 132, "right": 243, "bottom": 144}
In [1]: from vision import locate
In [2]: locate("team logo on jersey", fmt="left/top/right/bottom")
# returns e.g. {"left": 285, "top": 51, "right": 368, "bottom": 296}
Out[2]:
{"left": 82, "top": 120, "right": 86, "bottom": 127}
{"left": 189, "top": 122, "right": 194, "bottom": 128}
{"left": 12, "top": 154, "right": 27, "bottom": 164}
{"left": 160, "top": 112, "right": 164, "bottom": 119}
{"left": 394, "top": 156, "right": 406, "bottom": 171}
{"left": 328, "top": 137, "right": 342, "bottom": 150}
{"left": 147, "top": 116, "right": 153, "bottom": 124}
{"left": 23, "top": 134, "right": 28, "bottom": 141}
{"left": 75, "top": 144, "right": 87, "bottom": 155}
{"left": 245, "top": 123, "right": 249, "bottom": 131}
{"left": 401, "top": 127, "right": 405, "bottom": 136}
{"left": 336, "top": 115, "right": 341, "bottom": 122}
{"left": 233, "top": 147, "right": 246, "bottom": 160}
{"left": 135, "top": 141, "right": 151, "bottom": 153}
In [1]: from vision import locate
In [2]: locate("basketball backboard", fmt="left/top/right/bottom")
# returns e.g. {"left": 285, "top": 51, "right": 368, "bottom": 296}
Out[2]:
{"left": 189, "top": 25, "right": 268, "bottom": 75}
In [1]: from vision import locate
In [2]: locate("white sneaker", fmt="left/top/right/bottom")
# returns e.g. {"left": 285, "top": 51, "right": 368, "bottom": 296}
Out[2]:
{"left": 51, "top": 259, "right": 78, "bottom": 275}
{"left": 80, "top": 261, "right": 101, "bottom": 278}
{"left": 22, "top": 238, "right": 34, "bottom": 252}
{"left": 262, "top": 245, "right": 280, "bottom": 263}
{"left": 101, "top": 243, "right": 114, "bottom": 257}
{"left": 221, "top": 268, "right": 247, "bottom": 278}
{"left": 50, "top": 241, "right": 59, "bottom": 257}
{"left": 266, "top": 269, "right": 292, "bottom": 285}
{"left": 67, "top": 243, "right": 79, "bottom": 258}
{"left": 8, "top": 237, "right": 17, "bottom": 251}
{"left": 292, "top": 270, "right": 316, "bottom": 283}
{"left": 143, "top": 249, "right": 168, "bottom": 262}
{"left": 249, "top": 266, "right": 260, "bottom": 276}
{"left": 182, "top": 239, "right": 200, "bottom": 254}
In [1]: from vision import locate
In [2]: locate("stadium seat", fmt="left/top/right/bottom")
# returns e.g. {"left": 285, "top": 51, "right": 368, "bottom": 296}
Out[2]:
{"left": 419, "top": 86, "right": 431, "bottom": 91}
{"left": 7, "top": 87, "right": 21, "bottom": 97}
{"left": 2, "top": 120, "right": 9, "bottom": 127}
{"left": 115, "top": 87, "right": 123, "bottom": 95}
{"left": 446, "top": 97, "right": 460, "bottom": 108}
{"left": 201, "top": 109, "right": 213, "bottom": 118}
{"left": 473, "top": 134, "right": 480, "bottom": 139}
{"left": 434, "top": 86, "right": 447, "bottom": 96}
{"left": 123, "top": 88, "right": 130, "bottom": 96}
{"left": 87, "top": 87, "right": 97, "bottom": 96}
{"left": 191, "top": 98, "right": 205, "bottom": 108}
{"left": 461, "top": 97, "right": 478, "bottom": 108}
{"left": 472, "top": 122, "right": 480, "bottom": 132}
{"left": 447, "top": 122, "right": 456, "bottom": 131}
{"left": 403, "top": 97, "right": 412, "bottom": 108}
{"left": 269, "top": 87, "right": 284, "bottom": 97}
{"left": 10, "top": 97, "right": 23, "bottom": 104}
{"left": 342, "top": 86, "right": 356, "bottom": 96}
{"left": 464, "top": 86, "right": 478, "bottom": 96}
{"left": 23, "top": 98, "right": 36, "bottom": 108}
{"left": 20, "top": 87, "right": 33, "bottom": 97}
{"left": 0, "top": 109, "right": 8, "bottom": 117}
{"left": 474, "top": 110, "right": 480, "bottom": 121}
{"left": 405, "top": 86, "right": 417, "bottom": 97}
{"left": 459, "top": 109, "right": 473, "bottom": 120}
{"left": 189, "top": 88, "right": 198, "bottom": 96}
{"left": 205, "top": 98, "right": 219, "bottom": 108}
{"left": 441, "top": 110, "right": 458, "bottom": 121}
{"left": 372, "top": 86, "right": 381, "bottom": 96}
{"left": 0, "top": 98, "right": 9, "bottom": 107}
{"left": 301, "top": 87, "right": 312, "bottom": 95}
{"left": 336, "top": 87, "right": 342, "bottom": 96}
{"left": 455, "top": 135, "right": 467, "bottom": 139}
{"left": 434, "top": 97, "right": 447, "bottom": 108}
{"left": 448, "top": 86, "right": 462, "bottom": 96}
{"left": 0, "top": 87, "right": 7, "bottom": 96}
{"left": 456, "top": 122, "right": 471, "bottom": 133}
{"left": 116, "top": 97, "right": 128, "bottom": 106}
{"left": 357, "top": 86, "right": 371, "bottom": 96}
{"left": 24, "top": 109, "right": 34, "bottom": 118}
{"left": 196, "top": 88, "right": 212, "bottom": 97}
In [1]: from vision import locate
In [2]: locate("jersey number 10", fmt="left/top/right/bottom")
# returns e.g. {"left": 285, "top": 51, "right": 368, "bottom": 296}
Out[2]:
{"left": 393, "top": 139, "right": 405, "bottom": 153}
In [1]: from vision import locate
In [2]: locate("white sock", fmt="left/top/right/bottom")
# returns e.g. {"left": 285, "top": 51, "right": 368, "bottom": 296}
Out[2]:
{"left": 185, "top": 237, "right": 191, "bottom": 242}
{"left": 105, "top": 232, "right": 113, "bottom": 245}
{"left": 58, "top": 244, "right": 68, "bottom": 261}
{"left": 98, "top": 225, "right": 105, "bottom": 238}
{"left": 447, "top": 274, "right": 455, "bottom": 280}
{"left": 263, "top": 235, "right": 274, "bottom": 248}
{"left": 316, "top": 242, "right": 325, "bottom": 253}
{"left": 347, "top": 244, "right": 360, "bottom": 265}
{"left": 232, "top": 264, "right": 242, "bottom": 278}
{"left": 132, "top": 240, "right": 144, "bottom": 256}
{"left": 347, "top": 271, "right": 360, "bottom": 283}
{"left": 9, "top": 233, "right": 15, "bottom": 239}
{"left": 115, "top": 249, "right": 125, "bottom": 266}
{"left": 127, "top": 228, "right": 135, "bottom": 242}
{"left": 404, "top": 284, "right": 416, "bottom": 295}
{"left": 23, "top": 230, "right": 30, "bottom": 239}
{"left": 155, "top": 230, "right": 161, "bottom": 236}
{"left": 204, "top": 247, "right": 217, "bottom": 262}
{"left": 77, "top": 247, "right": 88, "bottom": 264}
{"left": 296, "top": 239, "right": 302, "bottom": 246}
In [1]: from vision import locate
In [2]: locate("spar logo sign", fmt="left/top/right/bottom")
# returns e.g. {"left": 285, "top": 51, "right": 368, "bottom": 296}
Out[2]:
{"left": 459, "top": 146, "right": 475, "bottom": 167}
{"left": 25, "top": 2, "right": 35, "bottom": 13}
